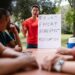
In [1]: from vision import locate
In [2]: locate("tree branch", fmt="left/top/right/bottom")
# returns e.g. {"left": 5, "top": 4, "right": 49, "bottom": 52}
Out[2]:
{"left": 68, "top": 0, "right": 73, "bottom": 7}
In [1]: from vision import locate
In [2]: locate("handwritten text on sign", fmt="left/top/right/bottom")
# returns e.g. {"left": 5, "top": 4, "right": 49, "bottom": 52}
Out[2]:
{"left": 38, "top": 14, "right": 61, "bottom": 48}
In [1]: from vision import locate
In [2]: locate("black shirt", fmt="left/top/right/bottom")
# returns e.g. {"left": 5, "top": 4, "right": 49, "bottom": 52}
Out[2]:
{"left": 0, "top": 31, "right": 13, "bottom": 46}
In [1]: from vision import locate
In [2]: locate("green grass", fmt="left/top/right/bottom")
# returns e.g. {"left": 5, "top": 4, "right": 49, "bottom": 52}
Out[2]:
{"left": 19, "top": 33, "right": 27, "bottom": 49}
{"left": 19, "top": 32, "right": 72, "bottom": 48}
{"left": 61, "top": 34, "right": 72, "bottom": 47}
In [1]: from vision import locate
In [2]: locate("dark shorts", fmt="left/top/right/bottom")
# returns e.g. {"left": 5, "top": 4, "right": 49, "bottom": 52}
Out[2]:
{"left": 27, "top": 44, "right": 37, "bottom": 48}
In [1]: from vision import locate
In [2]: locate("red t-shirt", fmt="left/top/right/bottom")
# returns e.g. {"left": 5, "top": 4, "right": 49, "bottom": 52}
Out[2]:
{"left": 22, "top": 17, "right": 38, "bottom": 44}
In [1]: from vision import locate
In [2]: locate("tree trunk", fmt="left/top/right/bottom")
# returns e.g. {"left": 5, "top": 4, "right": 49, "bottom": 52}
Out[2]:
{"left": 72, "top": 0, "right": 75, "bottom": 37}
{"left": 68, "top": 0, "right": 75, "bottom": 37}
{"left": 73, "top": 10, "right": 75, "bottom": 37}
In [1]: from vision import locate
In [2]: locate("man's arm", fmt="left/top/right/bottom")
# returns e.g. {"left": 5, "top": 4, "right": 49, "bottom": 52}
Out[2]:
{"left": 0, "top": 58, "right": 25, "bottom": 75}
{"left": 0, "top": 55, "right": 38, "bottom": 75}
{"left": 0, "top": 43, "right": 6, "bottom": 54}
{"left": 57, "top": 48, "right": 73, "bottom": 55}
{"left": 1, "top": 47, "right": 22, "bottom": 58}
{"left": 7, "top": 40, "right": 22, "bottom": 52}
{"left": 6, "top": 25, "right": 22, "bottom": 51}
{"left": 7, "top": 40, "right": 16, "bottom": 48}
{"left": 22, "top": 25, "right": 28, "bottom": 37}
{"left": 22, "top": 21, "right": 28, "bottom": 37}
{"left": 57, "top": 48, "right": 75, "bottom": 59}
{"left": 0, "top": 43, "right": 22, "bottom": 57}
{"left": 9, "top": 25, "right": 22, "bottom": 50}
{"left": 61, "top": 61, "right": 75, "bottom": 74}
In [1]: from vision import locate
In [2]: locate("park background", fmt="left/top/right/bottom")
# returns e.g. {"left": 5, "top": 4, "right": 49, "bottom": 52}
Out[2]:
{"left": 0, "top": 0, "right": 75, "bottom": 49}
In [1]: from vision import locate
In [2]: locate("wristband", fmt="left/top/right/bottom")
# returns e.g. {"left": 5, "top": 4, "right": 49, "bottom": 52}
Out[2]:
{"left": 53, "top": 59, "right": 64, "bottom": 72}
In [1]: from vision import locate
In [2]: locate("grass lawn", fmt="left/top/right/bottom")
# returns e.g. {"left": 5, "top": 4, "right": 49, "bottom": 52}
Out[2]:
{"left": 61, "top": 34, "right": 72, "bottom": 47}
{"left": 19, "top": 32, "right": 72, "bottom": 49}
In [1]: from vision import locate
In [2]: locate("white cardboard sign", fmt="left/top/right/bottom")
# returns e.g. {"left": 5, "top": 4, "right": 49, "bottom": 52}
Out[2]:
{"left": 38, "top": 14, "right": 61, "bottom": 49}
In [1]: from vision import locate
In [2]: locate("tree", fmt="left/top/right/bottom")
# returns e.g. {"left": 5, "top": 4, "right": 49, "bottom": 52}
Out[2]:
{"left": 58, "top": 0, "right": 75, "bottom": 36}
{"left": 12, "top": 0, "right": 38, "bottom": 19}
{"left": 37, "top": 0, "right": 60, "bottom": 14}
{"left": 0, "top": 0, "right": 13, "bottom": 12}
{"left": 67, "top": 0, "right": 75, "bottom": 36}
{"left": 65, "top": 8, "right": 73, "bottom": 34}
{"left": 13, "top": 0, "right": 61, "bottom": 19}
{"left": 68, "top": 0, "right": 75, "bottom": 36}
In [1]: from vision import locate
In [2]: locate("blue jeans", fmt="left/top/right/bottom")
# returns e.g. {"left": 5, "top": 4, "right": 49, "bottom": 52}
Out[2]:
{"left": 27, "top": 44, "right": 37, "bottom": 48}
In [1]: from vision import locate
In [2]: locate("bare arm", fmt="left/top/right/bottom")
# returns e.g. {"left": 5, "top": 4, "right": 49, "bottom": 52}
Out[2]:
{"left": 7, "top": 40, "right": 16, "bottom": 48}
{"left": 8, "top": 25, "right": 22, "bottom": 51}
{"left": 61, "top": 61, "right": 75, "bottom": 74}
{"left": 7, "top": 40, "right": 22, "bottom": 52}
{"left": 0, "top": 58, "right": 25, "bottom": 75}
{"left": 0, "top": 43, "right": 6, "bottom": 54}
{"left": 57, "top": 48, "right": 75, "bottom": 60}
{"left": 57, "top": 48, "right": 73, "bottom": 55}
{"left": 1, "top": 47, "right": 22, "bottom": 58}
{"left": 22, "top": 24, "right": 28, "bottom": 37}
{"left": 12, "top": 26, "right": 22, "bottom": 49}
{"left": 0, "top": 55, "right": 38, "bottom": 75}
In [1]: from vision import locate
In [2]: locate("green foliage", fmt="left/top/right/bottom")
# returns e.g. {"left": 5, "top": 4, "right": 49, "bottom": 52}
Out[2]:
{"left": 68, "top": 0, "right": 75, "bottom": 36}
{"left": 12, "top": 0, "right": 60, "bottom": 19}
{"left": 38, "top": 1, "right": 60, "bottom": 14}
{"left": 13, "top": 0, "right": 38, "bottom": 19}
{"left": 65, "top": 8, "right": 74, "bottom": 25}
{"left": 65, "top": 7, "right": 75, "bottom": 35}
{"left": 41, "top": 5, "right": 58, "bottom": 14}
{"left": 0, "top": 0, "right": 13, "bottom": 11}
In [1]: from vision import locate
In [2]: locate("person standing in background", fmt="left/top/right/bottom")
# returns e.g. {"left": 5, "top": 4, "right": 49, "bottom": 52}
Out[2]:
{"left": 22, "top": 5, "right": 39, "bottom": 48}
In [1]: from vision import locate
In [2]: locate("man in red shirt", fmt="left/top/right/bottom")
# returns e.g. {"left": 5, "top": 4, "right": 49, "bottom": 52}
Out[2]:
{"left": 22, "top": 5, "right": 39, "bottom": 48}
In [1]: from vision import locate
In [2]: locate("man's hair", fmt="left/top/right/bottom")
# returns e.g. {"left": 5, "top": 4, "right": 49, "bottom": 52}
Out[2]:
{"left": 32, "top": 4, "right": 40, "bottom": 10}
{"left": 0, "top": 8, "right": 9, "bottom": 19}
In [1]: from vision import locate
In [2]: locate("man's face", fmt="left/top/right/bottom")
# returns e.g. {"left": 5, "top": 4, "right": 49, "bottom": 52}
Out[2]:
{"left": 31, "top": 7, "right": 39, "bottom": 17}
{"left": 0, "top": 15, "right": 10, "bottom": 31}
